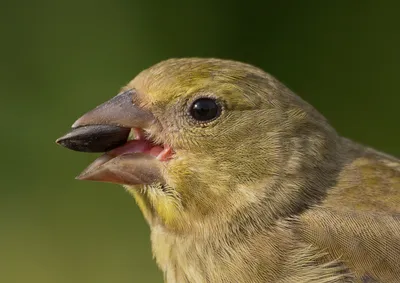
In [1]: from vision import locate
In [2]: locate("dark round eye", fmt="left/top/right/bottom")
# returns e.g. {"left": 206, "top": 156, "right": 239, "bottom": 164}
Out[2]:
{"left": 189, "top": 98, "right": 221, "bottom": 122}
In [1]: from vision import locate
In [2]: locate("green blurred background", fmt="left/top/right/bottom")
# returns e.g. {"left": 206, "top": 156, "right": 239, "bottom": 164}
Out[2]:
{"left": 1, "top": 1, "right": 399, "bottom": 282}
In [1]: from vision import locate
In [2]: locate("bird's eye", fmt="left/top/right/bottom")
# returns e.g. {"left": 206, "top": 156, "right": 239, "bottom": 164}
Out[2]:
{"left": 189, "top": 98, "right": 221, "bottom": 122}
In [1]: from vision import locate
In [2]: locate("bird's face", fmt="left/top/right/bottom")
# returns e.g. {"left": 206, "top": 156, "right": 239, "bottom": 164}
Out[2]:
{"left": 58, "top": 58, "right": 337, "bottom": 232}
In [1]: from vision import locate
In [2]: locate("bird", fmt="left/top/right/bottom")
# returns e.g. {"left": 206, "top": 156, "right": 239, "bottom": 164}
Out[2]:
{"left": 56, "top": 58, "right": 400, "bottom": 283}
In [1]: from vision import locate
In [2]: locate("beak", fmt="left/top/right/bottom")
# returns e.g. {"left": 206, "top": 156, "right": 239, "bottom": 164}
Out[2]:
{"left": 76, "top": 153, "right": 163, "bottom": 185}
{"left": 71, "top": 89, "right": 154, "bottom": 129}
{"left": 56, "top": 89, "right": 164, "bottom": 186}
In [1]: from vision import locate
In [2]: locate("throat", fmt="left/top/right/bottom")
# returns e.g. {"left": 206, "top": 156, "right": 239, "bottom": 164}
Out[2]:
{"left": 127, "top": 184, "right": 185, "bottom": 230}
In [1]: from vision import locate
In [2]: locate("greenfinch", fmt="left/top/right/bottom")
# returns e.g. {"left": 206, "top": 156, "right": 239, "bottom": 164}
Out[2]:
{"left": 57, "top": 58, "right": 400, "bottom": 283}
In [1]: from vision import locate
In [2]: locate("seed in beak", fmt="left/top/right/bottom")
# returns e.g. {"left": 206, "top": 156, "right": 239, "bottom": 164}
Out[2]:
{"left": 56, "top": 125, "right": 131, "bottom": 152}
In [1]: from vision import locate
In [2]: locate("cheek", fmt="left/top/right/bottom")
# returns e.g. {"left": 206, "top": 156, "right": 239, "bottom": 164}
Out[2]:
{"left": 164, "top": 155, "right": 206, "bottom": 191}
{"left": 164, "top": 153, "right": 231, "bottom": 196}
{"left": 166, "top": 130, "right": 219, "bottom": 152}
{"left": 163, "top": 155, "right": 237, "bottom": 216}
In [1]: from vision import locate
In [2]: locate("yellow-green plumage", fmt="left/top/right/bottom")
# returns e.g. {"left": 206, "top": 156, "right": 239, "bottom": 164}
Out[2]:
{"left": 74, "top": 58, "right": 400, "bottom": 282}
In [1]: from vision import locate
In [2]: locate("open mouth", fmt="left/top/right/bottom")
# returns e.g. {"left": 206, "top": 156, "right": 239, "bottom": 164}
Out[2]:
{"left": 56, "top": 89, "right": 171, "bottom": 185}
{"left": 79, "top": 127, "right": 173, "bottom": 179}
{"left": 57, "top": 125, "right": 173, "bottom": 184}
{"left": 111, "top": 128, "right": 173, "bottom": 162}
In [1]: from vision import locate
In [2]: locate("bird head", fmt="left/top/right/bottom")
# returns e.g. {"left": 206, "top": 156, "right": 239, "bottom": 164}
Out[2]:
{"left": 57, "top": 58, "right": 340, "bottom": 233}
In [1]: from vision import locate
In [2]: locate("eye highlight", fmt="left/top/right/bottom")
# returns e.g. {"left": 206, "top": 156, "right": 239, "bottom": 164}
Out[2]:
{"left": 189, "top": 98, "right": 221, "bottom": 122}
